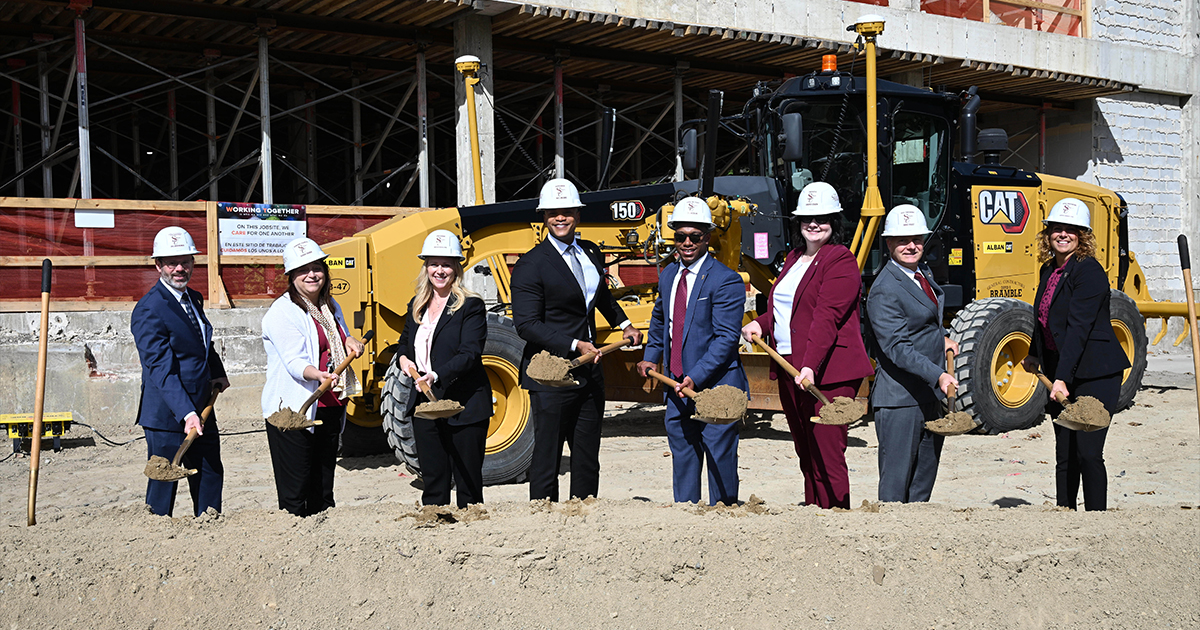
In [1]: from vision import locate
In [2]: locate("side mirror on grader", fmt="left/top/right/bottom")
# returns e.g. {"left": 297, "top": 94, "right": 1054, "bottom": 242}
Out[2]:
{"left": 781, "top": 113, "right": 804, "bottom": 161}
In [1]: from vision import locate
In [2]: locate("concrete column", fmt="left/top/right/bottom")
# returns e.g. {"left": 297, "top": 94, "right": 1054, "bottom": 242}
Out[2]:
{"left": 674, "top": 64, "right": 685, "bottom": 181}
{"left": 454, "top": 13, "right": 494, "bottom": 205}
{"left": 258, "top": 34, "right": 273, "bottom": 204}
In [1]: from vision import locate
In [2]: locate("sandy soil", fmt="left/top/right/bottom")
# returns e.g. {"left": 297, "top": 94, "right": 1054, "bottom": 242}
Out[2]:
{"left": 2, "top": 367, "right": 1197, "bottom": 629}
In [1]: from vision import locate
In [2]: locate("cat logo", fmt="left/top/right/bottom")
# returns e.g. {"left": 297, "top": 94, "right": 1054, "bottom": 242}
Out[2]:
{"left": 978, "top": 189, "right": 1031, "bottom": 234}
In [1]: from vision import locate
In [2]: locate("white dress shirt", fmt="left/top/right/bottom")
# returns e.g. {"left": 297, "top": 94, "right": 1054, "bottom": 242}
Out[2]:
{"left": 547, "top": 234, "right": 631, "bottom": 349}
{"left": 771, "top": 256, "right": 812, "bottom": 355}
{"left": 890, "top": 259, "right": 926, "bottom": 289}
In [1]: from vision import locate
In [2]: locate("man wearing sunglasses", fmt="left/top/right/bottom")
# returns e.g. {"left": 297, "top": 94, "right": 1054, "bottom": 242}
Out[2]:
{"left": 637, "top": 197, "right": 747, "bottom": 506}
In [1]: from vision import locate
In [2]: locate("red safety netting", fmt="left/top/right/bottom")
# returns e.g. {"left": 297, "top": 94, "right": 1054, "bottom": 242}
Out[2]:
{"left": 921, "top": 0, "right": 1082, "bottom": 35}
{"left": 0, "top": 206, "right": 391, "bottom": 302}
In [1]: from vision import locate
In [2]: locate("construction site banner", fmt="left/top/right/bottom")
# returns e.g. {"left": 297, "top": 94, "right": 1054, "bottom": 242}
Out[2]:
{"left": 217, "top": 203, "right": 306, "bottom": 256}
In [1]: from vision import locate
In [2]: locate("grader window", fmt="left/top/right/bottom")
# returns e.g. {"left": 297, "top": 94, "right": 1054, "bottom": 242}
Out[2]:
{"left": 891, "top": 111, "right": 951, "bottom": 231}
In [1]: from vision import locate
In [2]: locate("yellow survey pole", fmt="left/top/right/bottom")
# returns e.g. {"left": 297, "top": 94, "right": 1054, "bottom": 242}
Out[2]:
{"left": 848, "top": 15, "right": 887, "bottom": 271}
{"left": 456, "top": 55, "right": 485, "bottom": 206}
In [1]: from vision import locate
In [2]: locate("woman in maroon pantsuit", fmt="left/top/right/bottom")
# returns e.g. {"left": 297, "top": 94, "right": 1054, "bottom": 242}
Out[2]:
{"left": 742, "top": 182, "right": 874, "bottom": 508}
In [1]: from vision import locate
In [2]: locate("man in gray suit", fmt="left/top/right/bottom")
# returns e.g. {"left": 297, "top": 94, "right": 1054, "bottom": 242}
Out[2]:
{"left": 866, "top": 205, "right": 959, "bottom": 503}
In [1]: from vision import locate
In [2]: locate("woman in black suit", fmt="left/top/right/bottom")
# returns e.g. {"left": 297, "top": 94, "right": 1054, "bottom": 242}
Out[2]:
{"left": 396, "top": 229, "right": 491, "bottom": 507}
{"left": 1023, "top": 198, "right": 1130, "bottom": 511}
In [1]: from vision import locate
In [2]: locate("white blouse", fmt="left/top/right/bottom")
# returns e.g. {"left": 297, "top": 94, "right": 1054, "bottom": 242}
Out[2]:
{"left": 771, "top": 257, "right": 813, "bottom": 355}
{"left": 414, "top": 311, "right": 436, "bottom": 375}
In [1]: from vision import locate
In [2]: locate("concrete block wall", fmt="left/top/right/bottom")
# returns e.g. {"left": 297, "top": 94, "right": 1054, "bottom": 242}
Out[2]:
{"left": 1092, "top": 0, "right": 1185, "bottom": 53}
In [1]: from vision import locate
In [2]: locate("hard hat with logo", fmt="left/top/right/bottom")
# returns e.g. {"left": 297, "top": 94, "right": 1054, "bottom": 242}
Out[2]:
{"left": 666, "top": 196, "right": 715, "bottom": 230}
{"left": 418, "top": 229, "right": 466, "bottom": 260}
{"left": 1044, "top": 197, "right": 1091, "bottom": 231}
{"left": 793, "top": 181, "right": 842, "bottom": 217}
{"left": 151, "top": 226, "right": 201, "bottom": 258}
{"left": 282, "top": 237, "right": 328, "bottom": 273}
{"left": 537, "top": 178, "right": 584, "bottom": 212}
{"left": 881, "top": 204, "right": 932, "bottom": 237}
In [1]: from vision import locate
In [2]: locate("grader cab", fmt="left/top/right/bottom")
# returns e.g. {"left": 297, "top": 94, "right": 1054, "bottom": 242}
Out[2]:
{"left": 324, "top": 18, "right": 1187, "bottom": 484}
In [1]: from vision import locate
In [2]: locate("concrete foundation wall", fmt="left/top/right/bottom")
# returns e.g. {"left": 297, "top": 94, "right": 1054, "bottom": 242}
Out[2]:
{"left": 1093, "top": 0, "right": 1185, "bottom": 53}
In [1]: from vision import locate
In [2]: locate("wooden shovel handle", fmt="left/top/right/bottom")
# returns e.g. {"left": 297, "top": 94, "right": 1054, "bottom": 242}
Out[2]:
{"left": 750, "top": 335, "right": 829, "bottom": 404}
{"left": 945, "top": 349, "right": 957, "bottom": 408}
{"left": 646, "top": 369, "right": 698, "bottom": 399}
{"left": 568, "top": 339, "right": 631, "bottom": 368}
{"left": 298, "top": 330, "right": 374, "bottom": 416}
{"left": 406, "top": 366, "right": 438, "bottom": 402}
{"left": 171, "top": 386, "right": 220, "bottom": 467}
{"left": 1034, "top": 371, "right": 1068, "bottom": 404}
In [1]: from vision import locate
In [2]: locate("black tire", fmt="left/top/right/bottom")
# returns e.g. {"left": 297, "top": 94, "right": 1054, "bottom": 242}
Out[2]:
{"left": 950, "top": 298, "right": 1046, "bottom": 434}
{"left": 1108, "top": 290, "right": 1148, "bottom": 411}
{"left": 379, "top": 313, "right": 534, "bottom": 485}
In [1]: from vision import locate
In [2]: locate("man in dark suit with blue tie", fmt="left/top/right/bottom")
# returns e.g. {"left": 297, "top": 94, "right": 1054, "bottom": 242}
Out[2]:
{"left": 866, "top": 205, "right": 959, "bottom": 503}
{"left": 511, "top": 178, "right": 642, "bottom": 502}
{"left": 637, "top": 197, "right": 748, "bottom": 505}
{"left": 132, "top": 227, "right": 229, "bottom": 516}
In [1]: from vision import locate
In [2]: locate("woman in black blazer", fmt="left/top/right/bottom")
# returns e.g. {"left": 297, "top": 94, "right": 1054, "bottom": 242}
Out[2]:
{"left": 1023, "top": 198, "right": 1130, "bottom": 511}
{"left": 396, "top": 230, "right": 491, "bottom": 508}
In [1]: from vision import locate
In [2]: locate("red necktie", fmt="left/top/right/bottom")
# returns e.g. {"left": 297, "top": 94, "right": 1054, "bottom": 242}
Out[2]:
{"left": 670, "top": 268, "right": 689, "bottom": 376}
{"left": 916, "top": 272, "right": 938, "bottom": 305}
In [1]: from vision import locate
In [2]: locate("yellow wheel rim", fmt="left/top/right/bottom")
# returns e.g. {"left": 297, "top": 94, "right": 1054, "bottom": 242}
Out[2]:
{"left": 483, "top": 355, "right": 530, "bottom": 455}
{"left": 990, "top": 331, "right": 1038, "bottom": 409}
{"left": 1111, "top": 318, "right": 1135, "bottom": 384}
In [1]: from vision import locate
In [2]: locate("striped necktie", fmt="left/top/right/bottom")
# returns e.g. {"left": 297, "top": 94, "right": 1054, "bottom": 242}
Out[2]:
{"left": 180, "top": 295, "right": 203, "bottom": 338}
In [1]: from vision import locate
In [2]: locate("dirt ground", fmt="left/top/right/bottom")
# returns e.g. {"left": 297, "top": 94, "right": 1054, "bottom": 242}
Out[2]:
{"left": 2, "top": 361, "right": 1197, "bottom": 629}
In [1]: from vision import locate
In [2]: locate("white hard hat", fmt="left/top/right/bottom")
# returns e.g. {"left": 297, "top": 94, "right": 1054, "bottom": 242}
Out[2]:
{"left": 793, "top": 181, "right": 842, "bottom": 216}
{"left": 152, "top": 226, "right": 200, "bottom": 258}
{"left": 537, "top": 178, "right": 584, "bottom": 212}
{"left": 418, "top": 229, "right": 465, "bottom": 260}
{"left": 1044, "top": 197, "right": 1091, "bottom": 230}
{"left": 666, "top": 197, "right": 714, "bottom": 229}
{"left": 881, "top": 204, "right": 932, "bottom": 237}
{"left": 282, "top": 237, "right": 328, "bottom": 273}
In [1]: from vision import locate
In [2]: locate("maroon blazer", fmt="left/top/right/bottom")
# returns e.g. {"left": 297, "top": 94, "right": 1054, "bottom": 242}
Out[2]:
{"left": 753, "top": 244, "right": 874, "bottom": 385}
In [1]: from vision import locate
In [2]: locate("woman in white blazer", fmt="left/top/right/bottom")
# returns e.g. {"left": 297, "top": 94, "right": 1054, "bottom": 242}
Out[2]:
{"left": 261, "top": 237, "right": 364, "bottom": 517}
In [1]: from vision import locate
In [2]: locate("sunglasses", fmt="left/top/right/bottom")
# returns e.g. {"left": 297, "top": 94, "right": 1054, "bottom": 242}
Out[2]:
{"left": 674, "top": 231, "right": 707, "bottom": 243}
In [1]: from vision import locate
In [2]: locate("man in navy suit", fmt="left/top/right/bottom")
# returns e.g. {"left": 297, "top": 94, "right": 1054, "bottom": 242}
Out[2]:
{"left": 637, "top": 197, "right": 748, "bottom": 505}
{"left": 132, "top": 227, "right": 229, "bottom": 516}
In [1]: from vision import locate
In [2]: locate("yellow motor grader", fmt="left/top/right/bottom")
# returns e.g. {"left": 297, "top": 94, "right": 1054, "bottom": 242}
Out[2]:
{"left": 325, "top": 18, "right": 1188, "bottom": 483}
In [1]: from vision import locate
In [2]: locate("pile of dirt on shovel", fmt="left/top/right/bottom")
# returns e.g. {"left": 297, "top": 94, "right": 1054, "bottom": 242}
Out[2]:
{"left": 926, "top": 411, "right": 976, "bottom": 435}
{"left": 694, "top": 385, "right": 747, "bottom": 423}
{"left": 143, "top": 456, "right": 190, "bottom": 481}
{"left": 1060, "top": 395, "right": 1109, "bottom": 428}
{"left": 527, "top": 350, "right": 571, "bottom": 382}
{"left": 416, "top": 399, "right": 464, "bottom": 415}
{"left": 266, "top": 408, "right": 313, "bottom": 430}
{"left": 813, "top": 396, "right": 864, "bottom": 426}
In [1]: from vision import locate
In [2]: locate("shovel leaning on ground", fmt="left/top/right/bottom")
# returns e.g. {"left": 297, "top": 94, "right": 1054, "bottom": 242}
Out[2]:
{"left": 27, "top": 259, "right": 51, "bottom": 527}
{"left": 529, "top": 339, "right": 633, "bottom": 387}
{"left": 925, "top": 350, "right": 977, "bottom": 436}
{"left": 267, "top": 330, "right": 375, "bottom": 430}
{"left": 645, "top": 368, "right": 746, "bottom": 424}
{"left": 1177, "top": 235, "right": 1200, "bottom": 432}
{"left": 749, "top": 335, "right": 863, "bottom": 426}
{"left": 1033, "top": 371, "right": 1111, "bottom": 432}
{"left": 406, "top": 366, "right": 465, "bottom": 419}
{"left": 143, "top": 387, "right": 220, "bottom": 482}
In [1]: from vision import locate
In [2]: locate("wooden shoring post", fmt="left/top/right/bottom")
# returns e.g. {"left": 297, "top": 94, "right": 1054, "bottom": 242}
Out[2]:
{"left": 205, "top": 200, "right": 228, "bottom": 307}
{"left": 417, "top": 47, "right": 430, "bottom": 207}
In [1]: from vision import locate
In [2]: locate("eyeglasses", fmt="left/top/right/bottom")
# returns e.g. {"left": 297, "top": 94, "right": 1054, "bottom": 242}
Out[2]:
{"left": 674, "top": 231, "right": 707, "bottom": 243}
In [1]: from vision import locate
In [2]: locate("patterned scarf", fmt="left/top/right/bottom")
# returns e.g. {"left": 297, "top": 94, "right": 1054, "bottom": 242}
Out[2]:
{"left": 300, "top": 295, "right": 360, "bottom": 399}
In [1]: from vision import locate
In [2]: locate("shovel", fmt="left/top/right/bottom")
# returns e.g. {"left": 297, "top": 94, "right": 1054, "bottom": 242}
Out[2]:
{"left": 407, "top": 366, "right": 464, "bottom": 419}
{"left": 144, "top": 387, "right": 220, "bottom": 482}
{"left": 1177, "top": 235, "right": 1200, "bottom": 431}
{"left": 645, "top": 368, "right": 746, "bottom": 424}
{"left": 749, "top": 334, "right": 863, "bottom": 426}
{"left": 1033, "top": 371, "right": 1110, "bottom": 432}
{"left": 925, "top": 350, "right": 977, "bottom": 436}
{"left": 27, "top": 259, "right": 51, "bottom": 526}
{"left": 267, "top": 330, "right": 374, "bottom": 430}
{"left": 530, "top": 339, "right": 633, "bottom": 387}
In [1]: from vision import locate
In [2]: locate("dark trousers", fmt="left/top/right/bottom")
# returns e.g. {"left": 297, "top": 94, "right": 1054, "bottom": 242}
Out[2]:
{"left": 1046, "top": 364, "right": 1120, "bottom": 511}
{"left": 143, "top": 423, "right": 223, "bottom": 517}
{"left": 265, "top": 405, "right": 341, "bottom": 517}
{"left": 779, "top": 375, "right": 857, "bottom": 509}
{"left": 664, "top": 387, "right": 740, "bottom": 506}
{"left": 529, "top": 384, "right": 604, "bottom": 501}
{"left": 413, "top": 417, "right": 487, "bottom": 508}
{"left": 875, "top": 401, "right": 944, "bottom": 503}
